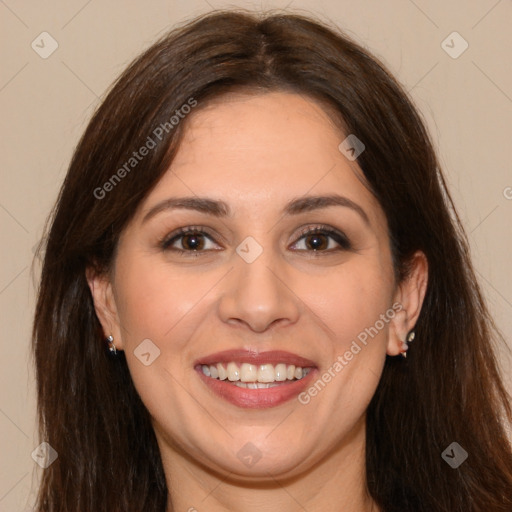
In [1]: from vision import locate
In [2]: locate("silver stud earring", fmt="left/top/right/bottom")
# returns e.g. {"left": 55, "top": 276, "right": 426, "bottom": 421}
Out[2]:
{"left": 106, "top": 335, "right": 117, "bottom": 354}
{"left": 401, "top": 330, "right": 415, "bottom": 359}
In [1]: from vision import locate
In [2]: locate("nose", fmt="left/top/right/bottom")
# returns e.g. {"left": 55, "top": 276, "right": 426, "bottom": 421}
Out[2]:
{"left": 217, "top": 245, "right": 300, "bottom": 333}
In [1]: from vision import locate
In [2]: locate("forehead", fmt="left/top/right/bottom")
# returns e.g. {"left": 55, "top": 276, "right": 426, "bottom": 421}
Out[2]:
{"left": 138, "top": 92, "right": 386, "bottom": 228}
{"left": 172, "top": 91, "right": 343, "bottom": 178}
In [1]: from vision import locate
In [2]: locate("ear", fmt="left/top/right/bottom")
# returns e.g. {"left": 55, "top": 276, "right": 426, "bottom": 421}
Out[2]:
{"left": 86, "top": 266, "right": 125, "bottom": 351}
{"left": 387, "top": 251, "right": 428, "bottom": 356}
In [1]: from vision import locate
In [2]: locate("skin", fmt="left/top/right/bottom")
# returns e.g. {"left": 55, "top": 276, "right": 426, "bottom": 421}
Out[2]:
{"left": 88, "top": 92, "right": 428, "bottom": 512}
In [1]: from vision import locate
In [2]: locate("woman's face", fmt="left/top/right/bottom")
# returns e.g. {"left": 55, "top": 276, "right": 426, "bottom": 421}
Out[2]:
{"left": 90, "top": 92, "right": 424, "bottom": 480}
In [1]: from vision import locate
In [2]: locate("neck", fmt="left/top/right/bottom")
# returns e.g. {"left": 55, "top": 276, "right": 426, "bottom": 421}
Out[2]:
{"left": 161, "top": 416, "right": 379, "bottom": 512}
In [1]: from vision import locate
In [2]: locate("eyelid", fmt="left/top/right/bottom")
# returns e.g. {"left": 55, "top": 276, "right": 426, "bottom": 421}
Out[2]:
{"left": 291, "top": 224, "right": 352, "bottom": 251}
{"left": 159, "top": 225, "right": 221, "bottom": 252}
{"left": 159, "top": 223, "right": 352, "bottom": 255}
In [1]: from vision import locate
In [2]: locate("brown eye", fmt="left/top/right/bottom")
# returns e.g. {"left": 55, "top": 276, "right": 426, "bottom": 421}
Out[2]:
{"left": 180, "top": 232, "right": 206, "bottom": 251}
{"left": 160, "top": 227, "right": 220, "bottom": 255}
{"left": 303, "top": 233, "right": 329, "bottom": 251}
{"left": 291, "top": 226, "right": 352, "bottom": 252}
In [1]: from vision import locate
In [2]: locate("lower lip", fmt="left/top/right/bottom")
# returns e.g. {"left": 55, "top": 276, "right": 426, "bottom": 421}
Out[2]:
{"left": 196, "top": 367, "right": 317, "bottom": 409}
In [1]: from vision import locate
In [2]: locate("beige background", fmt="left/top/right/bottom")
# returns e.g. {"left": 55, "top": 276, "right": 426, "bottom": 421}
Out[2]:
{"left": 1, "top": 0, "right": 511, "bottom": 509}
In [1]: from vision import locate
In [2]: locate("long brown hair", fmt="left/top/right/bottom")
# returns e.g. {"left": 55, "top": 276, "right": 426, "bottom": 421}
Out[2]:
{"left": 32, "top": 9, "right": 512, "bottom": 511}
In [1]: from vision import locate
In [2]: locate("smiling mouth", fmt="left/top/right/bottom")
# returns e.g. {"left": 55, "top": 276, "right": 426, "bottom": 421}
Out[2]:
{"left": 199, "top": 362, "right": 313, "bottom": 388}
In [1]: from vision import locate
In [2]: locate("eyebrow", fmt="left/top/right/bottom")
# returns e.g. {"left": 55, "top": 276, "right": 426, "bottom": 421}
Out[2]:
{"left": 141, "top": 194, "right": 370, "bottom": 225}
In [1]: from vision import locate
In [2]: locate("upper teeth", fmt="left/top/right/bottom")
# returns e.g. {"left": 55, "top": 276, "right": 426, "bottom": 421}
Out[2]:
{"left": 201, "top": 362, "right": 311, "bottom": 383}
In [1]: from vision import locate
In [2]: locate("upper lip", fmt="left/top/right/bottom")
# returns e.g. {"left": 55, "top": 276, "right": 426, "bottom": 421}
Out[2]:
{"left": 195, "top": 349, "right": 317, "bottom": 368}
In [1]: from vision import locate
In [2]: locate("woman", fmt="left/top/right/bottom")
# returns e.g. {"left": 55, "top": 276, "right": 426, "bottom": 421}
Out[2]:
{"left": 32, "top": 9, "right": 512, "bottom": 512}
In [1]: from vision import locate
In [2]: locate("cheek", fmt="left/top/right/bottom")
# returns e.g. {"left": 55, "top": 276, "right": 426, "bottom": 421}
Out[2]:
{"left": 112, "top": 257, "right": 199, "bottom": 427}
{"left": 114, "top": 256, "right": 202, "bottom": 344}
{"left": 297, "top": 261, "right": 392, "bottom": 406}
{"left": 112, "top": 254, "right": 220, "bottom": 400}
{"left": 306, "top": 260, "right": 394, "bottom": 350}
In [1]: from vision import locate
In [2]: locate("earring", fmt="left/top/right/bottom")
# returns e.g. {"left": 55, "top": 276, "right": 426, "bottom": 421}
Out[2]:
{"left": 106, "top": 335, "right": 117, "bottom": 354}
{"left": 400, "top": 330, "right": 415, "bottom": 359}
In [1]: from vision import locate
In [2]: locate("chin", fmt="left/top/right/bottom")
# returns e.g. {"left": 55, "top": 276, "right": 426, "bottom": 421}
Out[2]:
{"left": 194, "top": 433, "right": 317, "bottom": 481}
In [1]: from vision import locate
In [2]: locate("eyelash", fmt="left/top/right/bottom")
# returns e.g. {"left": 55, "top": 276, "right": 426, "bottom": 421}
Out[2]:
{"left": 159, "top": 224, "right": 352, "bottom": 257}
